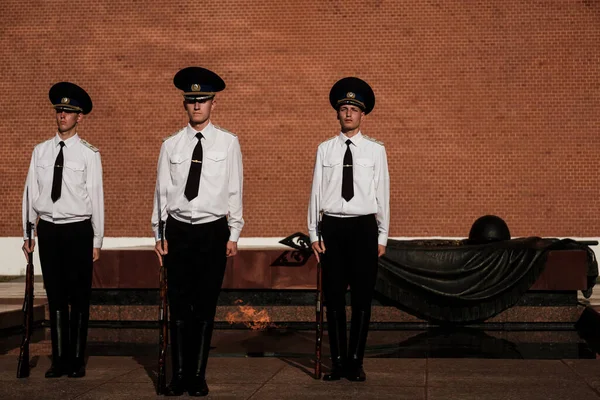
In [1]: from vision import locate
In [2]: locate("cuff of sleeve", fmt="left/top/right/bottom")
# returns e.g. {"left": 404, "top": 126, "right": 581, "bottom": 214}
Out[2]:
{"left": 229, "top": 228, "right": 241, "bottom": 242}
{"left": 94, "top": 237, "right": 103, "bottom": 249}
{"left": 378, "top": 234, "right": 388, "bottom": 246}
{"left": 23, "top": 224, "right": 35, "bottom": 240}
{"left": 309, "top": 231, "right": 318, "bottom": 243}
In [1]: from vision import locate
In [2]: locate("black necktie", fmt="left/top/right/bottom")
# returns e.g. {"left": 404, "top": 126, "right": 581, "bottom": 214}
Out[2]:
{"left": 184, "top": 132, "right": 204, "bottom": 201}
{"left": 51, "top": 141, "right": 65, "bottom": 203}
{"left": 342, "top": 139, "right": 354, "bottom": 201}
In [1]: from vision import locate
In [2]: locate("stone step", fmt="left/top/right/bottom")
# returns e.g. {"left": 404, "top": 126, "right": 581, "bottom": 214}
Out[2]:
{"left": 3, "top": 328, "right": 594, "bottom": 359}
{"left": 82, "top": 304, "right": 585, "bottom": 325}
{"left": 0, "top": 302, "right": 584, "bottom": 333}
{"left": 0, "top": 279, "right": 596, "bottom": 331}
{"left": 0, "top": 300, "right": 46, "bottom": 331}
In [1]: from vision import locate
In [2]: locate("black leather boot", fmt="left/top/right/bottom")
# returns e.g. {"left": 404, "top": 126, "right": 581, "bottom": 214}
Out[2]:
{"left": 188, "top": 320, "right": 213, "bottom": 397}
{"left": 165, "top": 320, "right": 186, "bottom": 396}
{"left": 346, "top": 310, "right": 370, "bottom": 382}
{"left": 68, "top": 311, "right": 89, "bottom": 378}
{"left": 45, "top": 308, "right": 69, "bottom": 378}
{"left": 323, "top": 310, "right": 347, "bottom": 381}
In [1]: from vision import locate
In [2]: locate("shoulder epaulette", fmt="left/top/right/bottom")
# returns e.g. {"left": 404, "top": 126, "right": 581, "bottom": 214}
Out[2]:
{"left": 80, "top": 139, "right": 99, "bottom": 152}
{"left": 364, "top": 135, "right": 384, "bottom": 145}
{"left": 214, "top": 124, "right": 237, "bottom": 137}
{"left": 163, "top": 129, "right": 183, "bottom": 142}
{"left": 320, "top": 135, "right": 337, "bottom": 145}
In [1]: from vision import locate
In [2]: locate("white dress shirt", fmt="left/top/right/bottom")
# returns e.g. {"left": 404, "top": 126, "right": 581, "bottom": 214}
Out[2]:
{"left": 308, "top": 132, "right": 390, "bottom": 246}
{"left": 152, "top": 122, "right": 244, "bottom": 242}
{"left": 22, "top": 133, "right": 105, "bottom": 248}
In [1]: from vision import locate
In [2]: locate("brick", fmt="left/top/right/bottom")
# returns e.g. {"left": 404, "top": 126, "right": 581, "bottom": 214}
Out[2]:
{"left": 1, "top": 1, "right": 599, "bottom": 238}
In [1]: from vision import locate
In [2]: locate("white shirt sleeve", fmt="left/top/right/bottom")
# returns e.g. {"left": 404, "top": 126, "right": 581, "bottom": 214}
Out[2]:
{"left": 226, "top": 137, "right": 244, "bottom": 242}
{"left": 308, "top": 146, "right": 323, "bottom": 244}
{"left": 22, "top": 148, "right": 39, "bottom": 240}
{"left": 374, "top": 145, "right": 390, "bottom": 246}
{"left": 87, "top": 151, "right": 104, "bottom": 248}
{"left": 152, "top": 143, "right": 170, "bottom": 241}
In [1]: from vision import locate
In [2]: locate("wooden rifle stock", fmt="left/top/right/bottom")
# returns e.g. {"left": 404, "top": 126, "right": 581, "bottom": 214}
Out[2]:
{"left": 17, "top": 221, "right": 34, "bottom": 378}
{"left": 156, "top": 219, "right": 168, "bottom": 395}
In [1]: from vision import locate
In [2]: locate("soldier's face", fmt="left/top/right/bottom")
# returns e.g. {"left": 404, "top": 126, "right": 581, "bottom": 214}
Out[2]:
{"left": 55, "top": 110, "right": 82, "bottom": 133}
{"left": 184, "top": 98, "right": 215, "bottom": 126}
{"left": 337, "top": 105, "right": 364, "bottom": 132}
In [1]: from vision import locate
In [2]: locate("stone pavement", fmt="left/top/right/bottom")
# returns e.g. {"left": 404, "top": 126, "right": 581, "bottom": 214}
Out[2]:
{"left": 2, "top": 278, "right": 600, "bottom": 399}
{"left": 2, "top": 355, "right": 600, "bottom": 399}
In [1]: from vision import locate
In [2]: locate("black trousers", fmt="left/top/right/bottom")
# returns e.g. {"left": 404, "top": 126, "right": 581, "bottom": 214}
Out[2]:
{"left": 321, "top": 214, "right": 379, "bottom": 312}
{"left": 165, "top": 216, "right": 229, "bottom": 321}
{"left": 37, "top": 219, "right": 94, "bottom": 314}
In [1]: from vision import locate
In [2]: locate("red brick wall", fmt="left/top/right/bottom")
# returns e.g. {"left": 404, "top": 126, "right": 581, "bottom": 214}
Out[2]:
{"left": 1, "top": 1, "right": 599, "bottom": 239}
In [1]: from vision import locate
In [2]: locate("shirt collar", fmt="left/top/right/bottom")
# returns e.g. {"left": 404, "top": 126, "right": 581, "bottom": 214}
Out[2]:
{"left": 338, "top": 131, "right": 363, "bottom": 147}
{"left": 53, "top": 133, "right": 80, "bottom": 148}
{"left": 186, "top": 122, "right": 214, "bottom": 145}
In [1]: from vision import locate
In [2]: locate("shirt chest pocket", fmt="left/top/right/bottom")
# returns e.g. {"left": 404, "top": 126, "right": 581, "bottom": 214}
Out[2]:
{"left": 36, "top": 159, "right": 55, "bottom": 183}
{"left": 63, "top": 161, "right": 86, "bottom": 185}
{"left": 355, "top": 158, "right": 374, "bottom": 180}
{"left": 322, "top": 158, "right": 342, "bottom": 182}
{"left": 169, "top": 153, "right": 190, "bottom": 185}
{"left": 203, "top": 151, "right": 227, "bottom": 176}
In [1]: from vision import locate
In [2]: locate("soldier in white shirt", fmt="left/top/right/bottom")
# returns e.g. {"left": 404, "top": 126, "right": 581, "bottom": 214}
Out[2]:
{"left": 308, "top": 77, "right": 390, "bottom": 382}
{"left": 22, "top": 82, "right": 104, "bottom": 378}
{"left": 152, "top": 67, "right": 244, "bottom": 397}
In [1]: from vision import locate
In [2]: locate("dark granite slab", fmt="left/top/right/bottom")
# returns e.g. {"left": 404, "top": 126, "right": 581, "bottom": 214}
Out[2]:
{"left": 92, "top": 249, "right": 590, "bottom": 291}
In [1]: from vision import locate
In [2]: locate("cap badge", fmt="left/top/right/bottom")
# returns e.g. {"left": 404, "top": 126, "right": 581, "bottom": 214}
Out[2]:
{"left": 61, "top": 97, "right": 70, "bottom": 104}
{"left": 191, "top": 84, "right": 201, "bottom": 92}
{"left": 346, "top": 92, "right": 355, "bottom": 99}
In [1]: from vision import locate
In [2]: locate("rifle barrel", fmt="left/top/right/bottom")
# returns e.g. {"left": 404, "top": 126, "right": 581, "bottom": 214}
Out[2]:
{"left": 575, "top": 240, "right": 598, "bottom": 246}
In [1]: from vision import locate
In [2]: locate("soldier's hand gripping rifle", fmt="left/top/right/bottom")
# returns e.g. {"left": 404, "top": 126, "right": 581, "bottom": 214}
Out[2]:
{"left": 156, "top": 188, "right": 168, "bottom": 395}
{"left": 17, "top": 188, "right": 35, "bottom": 378}
{"left": 314, "top": 204, "right": 324, "bottom": 379}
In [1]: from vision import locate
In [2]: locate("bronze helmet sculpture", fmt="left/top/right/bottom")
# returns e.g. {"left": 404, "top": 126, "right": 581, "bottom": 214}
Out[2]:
{"left": 467, "top": 215, "right": 511, "bottom": 244}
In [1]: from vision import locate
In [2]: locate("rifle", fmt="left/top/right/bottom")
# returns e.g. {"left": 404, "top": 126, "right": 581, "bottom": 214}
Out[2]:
{"left": 314, "top": 204, "right": 324, "bottom": 379}
{"left": 156, "top": 188, "right": 169, "bottom": 395}
{"left": 17, "top": 188, "right": 34, "bottom": 378}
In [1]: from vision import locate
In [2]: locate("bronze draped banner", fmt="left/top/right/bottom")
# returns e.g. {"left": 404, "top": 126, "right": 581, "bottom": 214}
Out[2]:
{"left": 375, "top": 238, "right": 598, "bottom": 324}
